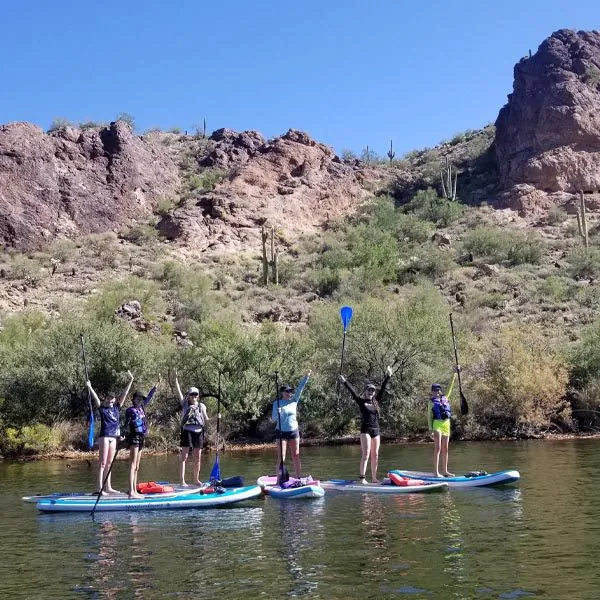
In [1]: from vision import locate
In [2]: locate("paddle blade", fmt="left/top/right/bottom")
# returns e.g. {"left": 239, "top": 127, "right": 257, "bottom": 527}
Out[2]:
{"left": 210, "top": 456, "right": 221, "bottom": 483}
{"left": 277, "top": 463, "right": 289, "bottom": 486}
{"left": 340, "top": 306, "right": 353, "bottom": 332}
{"left": 87, "top": 412, "right": 95, "bottom": 450}
{"left": 460, "top": 391, "right": 469, "bottom": 416}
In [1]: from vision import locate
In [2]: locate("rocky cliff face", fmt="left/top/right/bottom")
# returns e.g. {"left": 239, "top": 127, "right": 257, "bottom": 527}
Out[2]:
{"left": 0, "top": 121, "right": 180, "bottom": 250}
{"left": 495, "top": 29, "right": 600, "bottom": 213}
{"left": 157, "top": 128, "right": 374, "bottom": 252}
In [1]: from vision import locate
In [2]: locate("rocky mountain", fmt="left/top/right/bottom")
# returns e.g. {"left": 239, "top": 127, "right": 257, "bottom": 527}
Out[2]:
{"left": 157, "top": 128, "right": 377, "bottom": 252}
{"left": 0, "top": 121, "right": 179, "bottom": 251}
{"left": 495, "top": 29, "right": 600, "bottom": 213}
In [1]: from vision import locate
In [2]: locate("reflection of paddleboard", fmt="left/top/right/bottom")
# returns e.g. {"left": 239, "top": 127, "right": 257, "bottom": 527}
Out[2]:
{"left": 321, "top": 479, "right": 447, "bottom": 493}
{"left": 33, "top": 485, "right": 262, "bottom": 512}
{"left": 257, "top": 475, "right": 325, "bottom": 499}
{"left": 389, "top": 469, "right": 521, "bottom": 488}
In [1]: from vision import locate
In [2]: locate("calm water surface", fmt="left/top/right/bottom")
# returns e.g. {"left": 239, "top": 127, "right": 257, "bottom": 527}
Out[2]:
{"left": 1, "top": 439, "right": 599, "bottom": 599}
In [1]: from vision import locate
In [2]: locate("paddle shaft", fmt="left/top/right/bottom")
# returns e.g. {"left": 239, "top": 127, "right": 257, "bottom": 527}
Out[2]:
{"left": 80, "top": 334, "right": 94, "bottom": 448}
{"left": 90, "top": 439, "right": 121, "bottom": 517}
{"left": 336, "top": 329, "right": 348, "bottom": 407}
{"left": 449, "top": 314, "right": 469, "bottom": 415}
{"left": 274, "top": 372, "right": 288, "bottom": 483}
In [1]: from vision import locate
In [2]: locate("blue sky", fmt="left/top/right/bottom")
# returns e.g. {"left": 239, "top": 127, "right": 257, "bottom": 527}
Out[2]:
{"left": 1, "top": 1, "right": 599, "bottom": 155}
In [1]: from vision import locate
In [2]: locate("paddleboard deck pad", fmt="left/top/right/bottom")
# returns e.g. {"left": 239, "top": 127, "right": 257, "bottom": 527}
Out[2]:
{"left": 33, "top": 485, "right": 262, "bottom": 512}
{"left": 320, "top": 479, "right": 447, "bottom": 493}
{"left": 389, "top": 469, "right": 521, "bottom": 487}
{"left": 257, "top": 475, "right": 324, "bottom": 499}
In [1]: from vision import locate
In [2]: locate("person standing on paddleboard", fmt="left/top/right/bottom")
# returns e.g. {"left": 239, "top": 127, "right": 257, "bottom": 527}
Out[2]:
{"left": 86, "top": 370, "right": 134, "bottom": 495}
{"left": 123, "top": 377, "right": 160, "bottom": 498}
{"left": 272, "top": 371, "right": 311, "bottom": 479}
{"left": 428, "top": 382, "right": 455, "bottom": 478}
{"left": 339, "top": 366, "right": 393, "bottom": 484}
{"left": 173, "top": 370, "right": 220, "bottom": 487}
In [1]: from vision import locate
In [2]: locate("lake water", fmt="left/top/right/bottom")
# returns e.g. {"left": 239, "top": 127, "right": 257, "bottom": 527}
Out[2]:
{"left": 1, "top": 439, "right": 599, "bottom": 599}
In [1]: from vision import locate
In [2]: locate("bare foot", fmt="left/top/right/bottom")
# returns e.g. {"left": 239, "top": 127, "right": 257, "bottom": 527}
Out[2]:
{"left": 372, "top": 479, "right": 381, "bottom": 484}
{"left": 358, "top": 477, "right": 368, "bottom": 485}
{"left": 434, "top": 473, "right": 442, "bottom": 478}
{"left": 96, "top": 490, "right": 108, "bottom": 496}
{"left": 193, "top": 480, "right": 202, "bottom": 486}
{"left": 180, "top": 482, "right": 189, "bottom": 488}
{"left": 128, "top": 492, "right": 144, "bottom": 499}
{"left": 107, "top": 488, "right": 121, "bottom": 495}
{"left": 443, "top": 472, "right": 455, "bottom": 477}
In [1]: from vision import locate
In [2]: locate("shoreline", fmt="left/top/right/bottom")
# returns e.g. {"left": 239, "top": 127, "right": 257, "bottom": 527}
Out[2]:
{"left": 3, "top": 430, "right": 600, "bottom": 462}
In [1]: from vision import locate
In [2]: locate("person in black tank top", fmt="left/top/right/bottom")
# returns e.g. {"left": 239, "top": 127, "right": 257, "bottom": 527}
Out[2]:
{"left": 86, "top": 370, "right": 134, "bottom": 495}
{"left": 339, "top": 366, "right": 393, "bottom": 484}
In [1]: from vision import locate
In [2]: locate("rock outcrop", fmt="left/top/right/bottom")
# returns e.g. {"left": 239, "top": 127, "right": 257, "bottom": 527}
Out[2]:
{"left": 495, "top": 29, "right": 600, "bottom": 213}
{"left": 0, "top": 121, "right": 179, "bottom": 250}
{"left": 157, "top": 128, "right": 374, "bottom": 252}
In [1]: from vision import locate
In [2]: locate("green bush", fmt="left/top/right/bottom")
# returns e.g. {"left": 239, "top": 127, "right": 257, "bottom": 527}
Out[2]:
{"left": 403, "top": 188, "right": 463, "bottom": 227}
{"left": 568, "top": 247, "right": 600, "bottom": 279}
{"left": 507, "top": 234, "right": 544, "bottom": 265}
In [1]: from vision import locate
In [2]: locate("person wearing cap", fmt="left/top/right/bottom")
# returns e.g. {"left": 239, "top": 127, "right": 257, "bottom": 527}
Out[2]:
{"left": 428, "top": 383, "right": 454, "bottom": 477}
{"left": 173, "top": 370, "right": 219, "bottom": 487}
{"left": 271, "top": 371, "right": 311, "bottom": 478}
{"left": 123, "top": 377, "right": 160, "bottom": 498}
{"left": 339, "top": 366, "right": 393, "bottom": 484}
{"left": 86, "top": 370, "right": 134, "bottom": 495}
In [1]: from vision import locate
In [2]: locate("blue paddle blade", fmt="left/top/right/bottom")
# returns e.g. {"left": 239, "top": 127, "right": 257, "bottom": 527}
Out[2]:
{"left": 210, "top": 457, "right": 221, "bottom": 482}
{"left": 87, "top": 412, "right": 95, "bottom": 450}
{"left": 340, "top": 306, "right": 353, "bottom": 331}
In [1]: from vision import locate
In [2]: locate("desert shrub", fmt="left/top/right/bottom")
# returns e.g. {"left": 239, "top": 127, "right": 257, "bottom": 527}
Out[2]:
{"left": 538, "top": 276, "right": 571, "bottom": 303}
{"left": 470, "top": 327, "right": 570, "bottom": 434}
{"left": 4, "top": 255, "right": 42, "bottom": 284}
{"left": 115, "top": 112, "right": 135, "bottom": 130}
{"left": 507, "top": 234, "right": 544, "bottom": 265}
{"left": 397, "top": 246, "right": 455, "bottom": 284}
{"left": 85, "top": 276, "right": 166, "bottom": 320}
{"left": 403, "top": 188, "right": 463, "bottom": 227}
{"left": 346, "top": 224, "right": 399, "bottom": 285}
{"left": 154, "top": 197, "right": 178, "bottom": 216}
{"left": 569, "top": 379, "right": 600, "bottom": 429}
{"left": 547, "top": 206, "right": 568, "bottom": 225}
{"left": 48, "top": 117, "right": 73, "bottom": 132}
{"left": 568, "top": 246, "right": 600, "bottom": 279}
{"left": 463, "top": 227, "right": 511, "bottom": 262}
{"left": 124, "top": 223, "right": 159, "bottom": 245}
{"left": 186, "top": 169, "right": 227, "bottom": 193}
{"left": 569, "top": 321, "right": 600, "bottom": 387}
{"left": 394, "top": 213, "right": 433, "bottom": 244}
{"left": 303, "top": 267, "right": 343, "bottom": 297}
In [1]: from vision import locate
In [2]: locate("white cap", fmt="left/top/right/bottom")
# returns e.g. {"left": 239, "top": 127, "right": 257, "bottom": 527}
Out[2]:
{"left": 187, "top": 387, "right": 200, "bottom": 395}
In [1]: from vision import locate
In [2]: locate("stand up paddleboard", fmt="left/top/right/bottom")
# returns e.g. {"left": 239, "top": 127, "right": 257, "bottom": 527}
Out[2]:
{"left": 389, "top": 469, "right": 520, "bottom": 488}
{"left": 257, "top": 475, "right": 324, "bottom": 499}
{"left": 34, "top": 485, "right": 262, "bottom": 513}
{"left": 321, "top": 478, "right": 447, "bottom": 494}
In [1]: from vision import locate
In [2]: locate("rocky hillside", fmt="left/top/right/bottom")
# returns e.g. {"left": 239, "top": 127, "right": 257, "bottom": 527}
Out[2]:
{"left": 495, "top": 29, "right": 600, "bottom": 213}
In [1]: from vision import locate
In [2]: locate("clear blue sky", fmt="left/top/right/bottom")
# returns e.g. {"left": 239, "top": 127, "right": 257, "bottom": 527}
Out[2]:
{"left": 1, "top": 1, "right": 599, "bottom": 156}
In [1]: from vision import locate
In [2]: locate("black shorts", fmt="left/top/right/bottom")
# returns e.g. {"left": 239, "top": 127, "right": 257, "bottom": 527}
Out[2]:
{"left": 360, "top": 425, "right": 380, "bottom": 437}
{"left": 180, "top": 429, "right": 204, "bottom": 449}
{"left": 275, "top": 429, "right": 300, "bottom": 440}
{"left": 127, "top": 433, "right": 145, "bottom": 449}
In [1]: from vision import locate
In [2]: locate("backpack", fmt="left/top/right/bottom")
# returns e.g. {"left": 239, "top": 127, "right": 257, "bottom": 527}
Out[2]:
{"left": 183, "top": 404, "right": 204, "bottom": 429}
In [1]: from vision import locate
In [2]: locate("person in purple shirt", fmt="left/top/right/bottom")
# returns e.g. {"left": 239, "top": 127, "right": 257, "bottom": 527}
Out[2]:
{"left": 123, "top": 377, "right": 160, "bottom": 498}
{"left": 86, "top": 370, "right": 134, "bottom": 495}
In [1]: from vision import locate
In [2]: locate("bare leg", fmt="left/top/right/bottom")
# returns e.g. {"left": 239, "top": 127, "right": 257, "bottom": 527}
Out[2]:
{"left": 105, "top": 438, "right": 120, "bottom": 493}
{"left": 370, "top": 435, "right": 381, "bottom": 483}
{"left": 98, "top": 437, "right": 109, "bottom": 495}
{"left": 359, "top": 434, "right": 371, "bottom": 481}
{"left": 441, "top": 435, "right": 454, "bottom": 477}
{"left": 128, "top": 446, "right": 143, "bottom": 498}
{"left": 289, "top": 437, "right": 301, "bottom": 478}
{"left": 193, "top": 448, "right": 202, "bottom": 485}
{"left": 179, "top": 447, "right": 189, "bottom": 486}
{"left": 275, "top": 438, "right": 288, "bottom": 475}
{"left": 433, "top": 430, "right": 442, "bottom": 478}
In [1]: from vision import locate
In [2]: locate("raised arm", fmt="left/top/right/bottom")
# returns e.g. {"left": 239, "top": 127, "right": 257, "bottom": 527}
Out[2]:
{"left": 292, "top": 370, "right": 312, "bottom": 403}
{"left": 339, "top": 375, "right": 360, "bottom": 401}
{"left": 144, "top": 375, "right": 161, "bottom": 406}
{"left": 86, "top": 380, "right": 101, "bottom": 409}
{"left": 375, "top": 366, "right": 393, "bottom": 403}
{"left": 173, "top": 369, "right": 184, "bottom": 404}
{"left": 118, "top": 370, "right": 134, "bottom": 407}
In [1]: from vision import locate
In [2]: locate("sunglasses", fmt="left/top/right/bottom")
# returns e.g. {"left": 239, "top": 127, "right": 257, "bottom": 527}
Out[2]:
{"left": 188, "top": 392, "right": 199, "bottom": 397}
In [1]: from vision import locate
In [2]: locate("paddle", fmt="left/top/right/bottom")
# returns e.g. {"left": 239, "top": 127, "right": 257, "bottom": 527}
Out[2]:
{"left": 90, "top": 439, "right": 121, "bottom": 517}
{"left": 209, "top": 372, "right": 222, "bottom": 483}
{"left": 275, "top": 371, "right": 289, "bottom": 486}
{"left": 336, "top": 305, "right": 353, "bottom": 410}
{"left": 80, "top": 334, "right": 95, "bottom": 450}
{"left": 449, "top": 313, "right": 469, "bottom": 416}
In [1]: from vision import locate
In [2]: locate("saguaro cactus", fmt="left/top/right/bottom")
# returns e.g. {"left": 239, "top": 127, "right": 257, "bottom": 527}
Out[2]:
{"left": 440, "top": 156, "right": 458, "bottom": 201}
{"left": 387, "top": 140, "right": 395, "bottom": 166}
{"left": 261, "top": 226, "right": 279, "bottom": 286}
{"left": 576, "top": 191, "right": 589, "bottom": 249}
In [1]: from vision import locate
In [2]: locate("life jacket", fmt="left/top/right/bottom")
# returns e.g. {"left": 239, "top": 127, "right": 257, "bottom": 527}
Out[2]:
{"left": 182, "top": 404, "right": 204, "bottom": 429}
{"left": 128, "top": 406, "right": 146, "bottom": 434}
{"left": 431, "top": 396, "right": 451, "bottom": 420}
{"left": 137, "top": 482, "right": 175, "bottom": 494}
